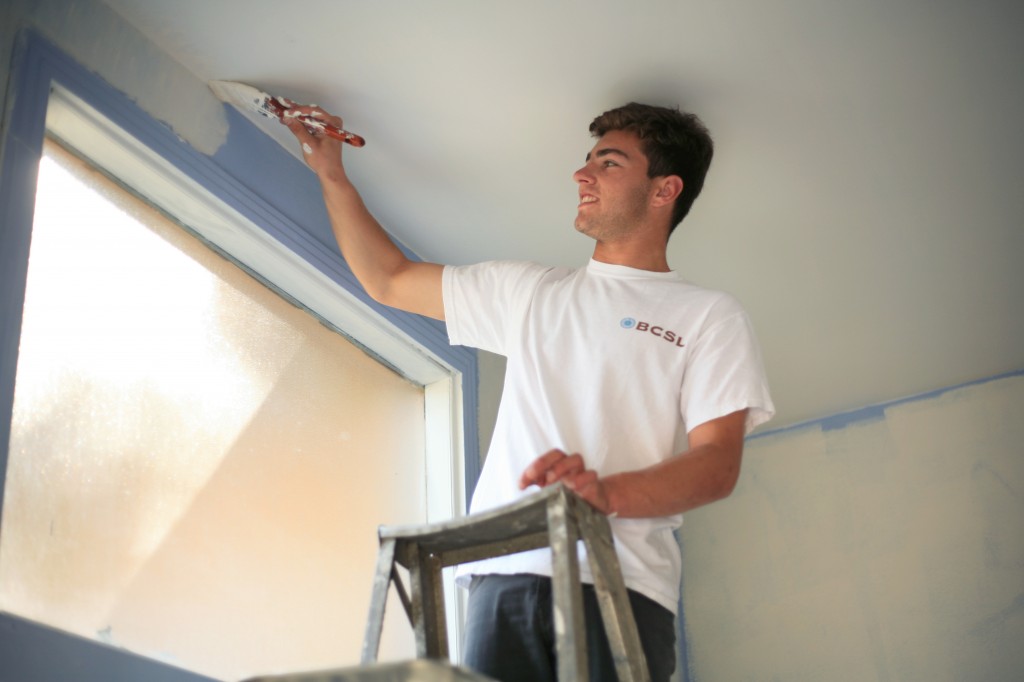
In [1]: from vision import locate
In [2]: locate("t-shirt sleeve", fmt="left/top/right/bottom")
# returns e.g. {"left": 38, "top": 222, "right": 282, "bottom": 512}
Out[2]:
{"left": 679, "top": 297, "right": 775, "bottom": 435}
{"left": 442, "top": 260, "right": 551, "bottom": 355}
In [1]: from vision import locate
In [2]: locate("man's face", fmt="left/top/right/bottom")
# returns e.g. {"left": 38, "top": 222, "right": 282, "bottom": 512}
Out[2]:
{"left": 572, "top": 129, "right": 657, "bottom": 242}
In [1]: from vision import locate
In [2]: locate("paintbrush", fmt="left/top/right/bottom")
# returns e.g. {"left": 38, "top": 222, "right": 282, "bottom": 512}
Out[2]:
{"left": 209, "top": 80, "right": 366, "bottom": 148}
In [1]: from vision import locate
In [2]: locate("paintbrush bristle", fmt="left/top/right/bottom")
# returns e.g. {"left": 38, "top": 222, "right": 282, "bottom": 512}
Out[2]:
{"left": 208, "top": 80, "right": 275, "bottom": 118}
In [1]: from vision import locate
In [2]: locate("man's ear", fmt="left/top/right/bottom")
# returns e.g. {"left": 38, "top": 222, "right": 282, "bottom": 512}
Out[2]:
{"left": 652, "top": 175, "right": 684, "bottom": 207}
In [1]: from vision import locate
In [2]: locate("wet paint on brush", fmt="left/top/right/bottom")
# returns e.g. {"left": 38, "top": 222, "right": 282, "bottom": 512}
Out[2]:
{"left": 208, "top": 81, "right": 366, "bottom": 147}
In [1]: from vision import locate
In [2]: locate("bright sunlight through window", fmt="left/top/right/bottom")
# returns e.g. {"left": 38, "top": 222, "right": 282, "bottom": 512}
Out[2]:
{"left": 0, "top": 141, "right": 425, "bottom": 680}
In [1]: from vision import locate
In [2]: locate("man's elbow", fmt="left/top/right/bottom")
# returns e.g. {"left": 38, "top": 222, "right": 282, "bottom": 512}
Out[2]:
{"left": 716, "top": 472, "right": 739, "bottom": 502}
{"left": 368, "top": 282, "right": 397, "bottom": 308}
{"left": 368, "top": 262, "right": 445, "bottom": 319}
{"left": 362, "top": 265, "right": 407, "bottom": 309}
{"left": 712, "top": 449, "right": 743, "bottom": 503}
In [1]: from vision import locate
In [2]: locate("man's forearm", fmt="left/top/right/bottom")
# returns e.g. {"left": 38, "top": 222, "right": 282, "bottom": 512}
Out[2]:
{"left": 320, "top": 172, "right": 409, "bottom": 300}
{"left": 285, "top": 107, "right": 445, "bottom": 319}
{"left": 519, "top": 410, "right": 748, "bottom": 518}
{"left": 602, "top": 441, "right": 742, "bottom": 518}
{"left": 320, "top": 174, "right": 445, "bottom": 319}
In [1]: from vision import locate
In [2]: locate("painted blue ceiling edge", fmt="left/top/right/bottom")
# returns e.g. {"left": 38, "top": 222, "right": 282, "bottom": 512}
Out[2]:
{"left": 0, "top": 28, "right": 480, "bottom": 502}
{"left": 749, "top": 367, "right": 1024, "bottom": 440}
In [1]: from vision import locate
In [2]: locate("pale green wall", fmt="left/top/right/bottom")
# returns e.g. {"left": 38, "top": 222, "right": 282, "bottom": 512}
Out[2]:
{"left": 476, "top": 349, "right": 506, "bottom": 461}
{"left": 5, "top": 4, "right": 1021, "bottom": 680}
{"left": 680, "top": 372, "right": 1024, "bottom": 681}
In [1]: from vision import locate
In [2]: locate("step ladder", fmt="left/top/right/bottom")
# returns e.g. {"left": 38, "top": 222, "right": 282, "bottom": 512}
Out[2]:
{"left": 361, "top": 483, "right": 651, "bottom": 682}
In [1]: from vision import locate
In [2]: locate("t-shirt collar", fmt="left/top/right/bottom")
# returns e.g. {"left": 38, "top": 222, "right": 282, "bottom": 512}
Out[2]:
{"left": 586, "top": 258, "right": 681, "bottom": 280}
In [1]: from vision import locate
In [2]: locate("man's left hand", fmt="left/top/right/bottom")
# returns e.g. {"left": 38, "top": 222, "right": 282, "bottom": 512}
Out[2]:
{"left": 519, "top": 449, "right": 613, "bottom": 514}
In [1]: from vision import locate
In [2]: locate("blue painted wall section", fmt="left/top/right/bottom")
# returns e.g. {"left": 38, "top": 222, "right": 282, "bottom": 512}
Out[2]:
{"left": 0, "top": 28, "right": 50, "bottom": 553}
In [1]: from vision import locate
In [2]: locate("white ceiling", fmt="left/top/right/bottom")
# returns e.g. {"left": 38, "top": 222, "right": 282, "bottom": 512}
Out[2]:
{"left": 102, "top": 0, "right": 1024, "bottom": 429}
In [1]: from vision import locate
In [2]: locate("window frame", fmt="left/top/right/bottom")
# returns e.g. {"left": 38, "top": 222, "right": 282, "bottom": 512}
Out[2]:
{"left": 0, "top": 28, "right": 479, "bottom": 670}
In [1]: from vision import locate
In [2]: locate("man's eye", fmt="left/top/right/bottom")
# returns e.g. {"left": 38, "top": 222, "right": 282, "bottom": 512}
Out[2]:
{"left": 603, "top": 160, "right": 618, "bottom": 167}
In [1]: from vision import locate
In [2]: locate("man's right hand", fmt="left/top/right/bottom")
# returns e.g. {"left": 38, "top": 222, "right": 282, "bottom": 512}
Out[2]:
{"left": 282, "top": 104, "right": 348, "bottom": 181}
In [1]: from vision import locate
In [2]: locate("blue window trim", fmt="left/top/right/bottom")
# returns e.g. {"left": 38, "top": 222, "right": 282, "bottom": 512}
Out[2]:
{"left": 0, "top": 28, "right": 481, "bottom": 529}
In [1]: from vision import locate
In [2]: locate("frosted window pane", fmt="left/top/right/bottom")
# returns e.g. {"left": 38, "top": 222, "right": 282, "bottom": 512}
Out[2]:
{"left": 0, "top": 141, "right": 425, "bottom": 680}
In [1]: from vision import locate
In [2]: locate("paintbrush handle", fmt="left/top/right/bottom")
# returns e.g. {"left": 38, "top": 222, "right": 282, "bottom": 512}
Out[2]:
{"left": 269, "top": 96, "right": 366, "bottom": 147}
{"left": 305, "top": 117, "right": 366, "bottom": 147}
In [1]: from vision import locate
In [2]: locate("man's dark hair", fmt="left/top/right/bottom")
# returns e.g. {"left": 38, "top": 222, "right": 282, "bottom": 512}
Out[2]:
{"left": 589, "top": 102, "right": 713, "bottom": 234}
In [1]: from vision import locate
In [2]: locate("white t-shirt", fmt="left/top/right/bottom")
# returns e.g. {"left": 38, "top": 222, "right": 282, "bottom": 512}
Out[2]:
{"left": 443, "top": 259, "right": 774, "bottom": 612}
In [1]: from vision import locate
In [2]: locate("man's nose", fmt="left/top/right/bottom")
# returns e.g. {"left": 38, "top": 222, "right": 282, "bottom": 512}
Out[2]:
{"left": 573, "top": 166, "right": 593, "bottom": 184}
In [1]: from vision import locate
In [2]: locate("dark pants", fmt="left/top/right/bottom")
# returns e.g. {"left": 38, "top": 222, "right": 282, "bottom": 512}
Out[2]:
{"left": 463, "top": 574, "right": 676, "bottom": 682}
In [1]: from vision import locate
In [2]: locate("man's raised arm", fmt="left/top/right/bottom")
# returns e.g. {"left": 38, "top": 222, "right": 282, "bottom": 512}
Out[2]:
{"left": 284, "top": 106, "right": 445, "bottom": 320}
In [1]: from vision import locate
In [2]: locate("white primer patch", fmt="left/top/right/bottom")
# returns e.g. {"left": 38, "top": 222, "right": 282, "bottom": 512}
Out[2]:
{"left": 28, "top": 0, "right": 229, "bottom": 155}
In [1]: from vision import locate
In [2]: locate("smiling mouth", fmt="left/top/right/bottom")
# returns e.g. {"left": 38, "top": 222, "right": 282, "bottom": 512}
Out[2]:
{"left": 579, "top": 196, "right": 598, "bottom": 207}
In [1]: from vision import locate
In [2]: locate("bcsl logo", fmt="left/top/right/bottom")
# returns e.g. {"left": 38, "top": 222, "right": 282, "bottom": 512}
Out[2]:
{"left": 620, "top": 318, "right": 686, "bottom": 347}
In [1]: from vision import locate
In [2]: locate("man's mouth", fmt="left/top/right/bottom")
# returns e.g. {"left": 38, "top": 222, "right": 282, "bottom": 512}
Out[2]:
{"left": 579, "top": 195, "right": 598, "bottom": 207}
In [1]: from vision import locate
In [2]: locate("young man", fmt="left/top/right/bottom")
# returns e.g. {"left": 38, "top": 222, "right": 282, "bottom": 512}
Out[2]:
{"left": 286, "top": 102, "right": 774, "bottom": 682}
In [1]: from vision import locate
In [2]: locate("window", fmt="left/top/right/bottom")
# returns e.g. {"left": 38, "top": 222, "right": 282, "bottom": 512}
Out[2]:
{"left": 0, "top": 81, "right": 467, "bottom": 679}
